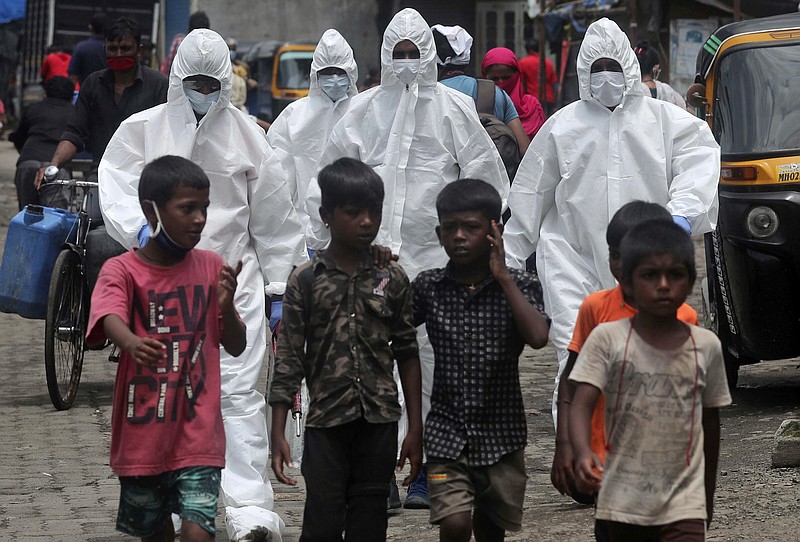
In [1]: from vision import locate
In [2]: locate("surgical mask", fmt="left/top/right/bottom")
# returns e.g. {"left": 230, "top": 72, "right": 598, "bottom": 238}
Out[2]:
{"left": 652, "top": 66, "right": 662, "bottom": 81}
{"left": 148, "top": 202, "right": 192, "bottom": 257}
{"left": 184, "top": 88, "right": 220, "bottom": 115}
{"left": 229, "top": 50, "right": 237, "bottom": 61}
{"left": 318, "top": 74, "right": 351, "bottom": 102}
{"left": 590, "top": 71, "right": 626, "bottom": 108}
{"left": 393, "top": 59, "right": 420, "bottom": 85}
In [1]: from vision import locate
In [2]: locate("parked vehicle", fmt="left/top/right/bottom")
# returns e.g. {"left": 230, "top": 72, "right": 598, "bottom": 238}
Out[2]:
{"left": 688, "top": 12, "right": 800, "bottom": 388}
{"left": 242, "top": 40, "right": 316, "bottom": 122}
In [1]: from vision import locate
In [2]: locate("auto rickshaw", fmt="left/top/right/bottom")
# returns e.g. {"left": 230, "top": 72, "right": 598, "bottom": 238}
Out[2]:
{"left": 687, "top": 12, "right": 800, "bottom": 388}
{"left": 242, "top": 40, "right": 315, "bottom": 121}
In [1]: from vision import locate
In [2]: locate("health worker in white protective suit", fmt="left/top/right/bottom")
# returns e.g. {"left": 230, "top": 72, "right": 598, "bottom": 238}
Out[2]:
{"left": 305, "top": 7, "right": 510, "bottom": 509}
{"left": 503, "top": 17, "right": 720, "bottom": 423}
{"left": 268, "top": 28, "right": 358, "bottom": 229}
{"left": 98, "top": 29, "right": 307, "bottom": 541}
{"left": 266, "top": 28, "right": 358, "bottom": 463}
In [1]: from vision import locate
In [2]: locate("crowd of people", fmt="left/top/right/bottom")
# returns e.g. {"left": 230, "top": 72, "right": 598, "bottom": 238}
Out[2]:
{"left": 7, "top": 6, "right": 730, "bottom": 542}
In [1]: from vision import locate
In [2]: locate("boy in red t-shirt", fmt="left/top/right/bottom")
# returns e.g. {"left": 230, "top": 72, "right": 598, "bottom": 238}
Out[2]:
{"left": 551, "top": 201, "right": 698, "bottom": 508}
{"left": 86, "top": 155, "right": 245, "bottom": 542}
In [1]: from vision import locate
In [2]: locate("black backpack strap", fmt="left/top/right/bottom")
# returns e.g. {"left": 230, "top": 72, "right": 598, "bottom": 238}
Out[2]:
{"left": 476, "top": 79, "right": 496, "bottom": 116}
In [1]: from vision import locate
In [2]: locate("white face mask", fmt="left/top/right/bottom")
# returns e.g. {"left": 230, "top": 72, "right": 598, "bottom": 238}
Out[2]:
{"left": 318, "top": 74, "right": 351, "bottom": 102}
{"left": 393, "top": 58, "right": 420, "bottom": 85}
{"left": 590, "top": 71, "right": 626, "bottom": 108}
{"left": 184, "top": 88, "right": 220, "bottom": 115}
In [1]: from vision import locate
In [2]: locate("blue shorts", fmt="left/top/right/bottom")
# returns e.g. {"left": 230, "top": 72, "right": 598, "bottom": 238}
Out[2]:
{"left": 116, "top": 466, "right": 221, "bottom": 537}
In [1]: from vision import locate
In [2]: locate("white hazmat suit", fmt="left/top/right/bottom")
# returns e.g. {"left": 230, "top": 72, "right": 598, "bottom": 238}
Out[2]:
{"left": 503, "top": 18, "right": 720, "bottom": 422}
{"left": 305, "top": 8, "right": 510, "bottom": 434}
{"left": 98, "top": 29, "right": 307, "bottom": 541}
{"left": 268, "top": 28, "right": 358, "bottom": 229}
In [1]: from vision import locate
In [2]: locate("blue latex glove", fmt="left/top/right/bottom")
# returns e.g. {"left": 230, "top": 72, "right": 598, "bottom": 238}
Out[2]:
{"left": 138, "top": 224, "right": 151, "bottom": 247}
{"left": 269, "top": 300, "right": 283, "bottom": 333}
{"left": 307, "top": 248, "right": 316, "bottom": 258}
{"left": 672, "top": 216, "right": 691, "bottom": 235}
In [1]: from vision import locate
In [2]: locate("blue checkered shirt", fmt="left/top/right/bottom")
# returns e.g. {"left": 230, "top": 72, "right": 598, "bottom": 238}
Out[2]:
{"left": 413, "top": 264, "right": 548, "bottom": 466}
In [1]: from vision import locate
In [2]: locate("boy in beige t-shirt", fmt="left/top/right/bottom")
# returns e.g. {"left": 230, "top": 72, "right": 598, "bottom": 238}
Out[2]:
{"left": 570, "top": 220, "right": 731, "bottom": 541}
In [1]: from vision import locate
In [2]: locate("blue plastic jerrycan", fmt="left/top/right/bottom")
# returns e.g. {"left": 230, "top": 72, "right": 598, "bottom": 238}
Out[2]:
{"left": 0, "top": 205, "right": 78, "bottom": 319}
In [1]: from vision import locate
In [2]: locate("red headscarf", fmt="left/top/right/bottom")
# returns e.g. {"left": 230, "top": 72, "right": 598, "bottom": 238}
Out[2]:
{"left": 482, "top": 47, "right": 545, "bottom": 139}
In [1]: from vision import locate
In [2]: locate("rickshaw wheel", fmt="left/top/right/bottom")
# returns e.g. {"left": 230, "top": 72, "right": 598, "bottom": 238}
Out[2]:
{"left": 705, "top": 232, "right": 743, "bottom": 392}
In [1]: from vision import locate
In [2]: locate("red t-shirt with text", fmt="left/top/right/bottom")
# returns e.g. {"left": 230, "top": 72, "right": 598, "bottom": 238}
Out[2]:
{"left": 87, "top": 250, "right": 226, "bottom": 477}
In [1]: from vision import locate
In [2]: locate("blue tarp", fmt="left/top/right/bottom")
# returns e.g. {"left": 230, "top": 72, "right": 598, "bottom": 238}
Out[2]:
{"left": 0, "top": 0, "right": 25, "bottom": 25}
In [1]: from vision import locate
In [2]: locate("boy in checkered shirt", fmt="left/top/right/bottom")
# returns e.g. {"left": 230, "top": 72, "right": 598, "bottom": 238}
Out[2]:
{"left": 412, "top": 179, "right": 550, "bottom": 541}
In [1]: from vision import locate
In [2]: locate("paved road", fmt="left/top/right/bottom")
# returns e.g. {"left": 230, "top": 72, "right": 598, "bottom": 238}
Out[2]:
{"left": 0, "top": 139, "right": 798, "bottom": 541}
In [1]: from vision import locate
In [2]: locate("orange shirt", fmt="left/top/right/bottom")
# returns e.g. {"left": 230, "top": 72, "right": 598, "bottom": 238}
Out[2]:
{"left": 568, "top": 285, "right": 698, "bottom": 464}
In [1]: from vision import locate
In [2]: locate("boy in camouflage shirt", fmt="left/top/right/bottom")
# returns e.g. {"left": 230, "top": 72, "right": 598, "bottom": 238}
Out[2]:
{"left": 270, "top": 157, "right": 422, "bottom": 541}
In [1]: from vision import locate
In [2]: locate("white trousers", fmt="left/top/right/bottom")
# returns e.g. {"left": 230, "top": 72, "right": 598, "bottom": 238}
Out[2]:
{"left": 220, "top": 282, "right": 285, "bottom": 541}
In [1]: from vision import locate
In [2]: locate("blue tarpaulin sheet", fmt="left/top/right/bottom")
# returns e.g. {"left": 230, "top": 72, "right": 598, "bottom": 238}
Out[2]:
{"left": 0, "top": 0, "right": 25, "bottom": 25}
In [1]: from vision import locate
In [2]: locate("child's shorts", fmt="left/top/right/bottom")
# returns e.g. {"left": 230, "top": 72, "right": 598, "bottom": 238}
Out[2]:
{"left": 427, "top": 449, "right": 527, "bottom": 532}
{"left": 116, "top": 466, "right": 221, "bottom": 537}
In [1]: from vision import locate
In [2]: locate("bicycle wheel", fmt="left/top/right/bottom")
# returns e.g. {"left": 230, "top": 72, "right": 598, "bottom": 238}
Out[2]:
{"left": 45, "top": 249, "right": 87, "bottom": 410}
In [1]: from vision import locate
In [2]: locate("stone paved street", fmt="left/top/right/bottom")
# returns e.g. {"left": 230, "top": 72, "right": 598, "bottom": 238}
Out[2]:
{"left": 0, "top": 139, "right": 799, "bottom": 541}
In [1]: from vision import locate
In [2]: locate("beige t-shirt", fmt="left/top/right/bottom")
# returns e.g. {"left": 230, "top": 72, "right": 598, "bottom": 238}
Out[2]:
{"left": 570, "top": 319, "right": 732, "bottom": 525}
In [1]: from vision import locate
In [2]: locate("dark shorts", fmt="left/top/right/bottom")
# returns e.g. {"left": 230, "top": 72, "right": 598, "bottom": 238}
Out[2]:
{"left": 596, "top": 518, "right": 706, "bottom": 542}
{"left": 116, "top": 466, "right": 221, "bottom": 538}
{"left": 427, "top": 449, "right": 527, "bottom": 532}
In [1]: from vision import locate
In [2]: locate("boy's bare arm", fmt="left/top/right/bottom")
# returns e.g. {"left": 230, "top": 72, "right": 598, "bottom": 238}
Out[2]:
{"left": 552, "top": 350, "right": 579, "bottom": 495}
{"left": 270, "top": 402, "right": 297, "bottom": 486}
{"left": 218, "top": 261, "right": 246, "bottom": 356}
{"left": 570, "top": 382, "right": 603, "bottom": 494}
{"left": 397, "top": 355, "right": 422, "bottom": 486}
{"left": 702, "top": 407, "right": 721, "bottom": 526}
{"left": 487, "top": 220, "right": 549, "bottom": 348}
{"left": 103, "top": 314, "right": 166, "bottom": 366}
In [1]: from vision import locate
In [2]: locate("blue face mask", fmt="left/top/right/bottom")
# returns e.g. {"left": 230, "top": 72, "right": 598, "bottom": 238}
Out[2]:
{"left": 318, "top": 74, "right": 350, "bottom": 102}
{"left": 184, "top": 87, "right": 220, "bottom": 115}
{"left": 148, "top": 202, "right": 192, "bottom": 257}
{"left": 229, "top": 50, "right": 237, "bottom": 61}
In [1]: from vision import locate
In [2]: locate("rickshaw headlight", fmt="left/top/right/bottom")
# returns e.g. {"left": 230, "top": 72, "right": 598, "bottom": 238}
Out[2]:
{"left": 745, "top": 206, "right": 779, "bottom": 239}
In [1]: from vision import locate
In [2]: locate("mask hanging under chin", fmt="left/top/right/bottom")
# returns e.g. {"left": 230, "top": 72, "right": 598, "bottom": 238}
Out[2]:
{"left": 149, "top": 202, "right": 192, "bottom": 257}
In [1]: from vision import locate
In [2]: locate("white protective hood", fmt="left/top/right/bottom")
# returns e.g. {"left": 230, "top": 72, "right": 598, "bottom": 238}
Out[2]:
{"left": 267, "top": 29, "right": 357, "bottom": 228}
{"left": 305, "top": 8, "right": 510, "bottom": 281}
{"left": 503, "top": 17, "right": 720, "bottom": 415}
{"left": 308, "top": 28, "right": 358, "bottom": 100}
{"left": 576, "top": 17, "right": 643, "bottom": 107}
{"left": 380, "top": 7, "right": 438, "bottom": 89}
{"left": 99, "top": 28, "right": 306, "bottom": 540}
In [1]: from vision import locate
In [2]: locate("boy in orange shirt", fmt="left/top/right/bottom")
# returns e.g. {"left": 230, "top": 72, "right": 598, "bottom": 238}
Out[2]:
{"left": 551, "top": 201, "right": 698, "bottom": 511}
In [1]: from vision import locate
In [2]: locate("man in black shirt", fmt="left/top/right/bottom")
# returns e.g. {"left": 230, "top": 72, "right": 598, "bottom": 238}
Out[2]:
{"left": 36, "top": 16, "right": 168, "bottom": 212}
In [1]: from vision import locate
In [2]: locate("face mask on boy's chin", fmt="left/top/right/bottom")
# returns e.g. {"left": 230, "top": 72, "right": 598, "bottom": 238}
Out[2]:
{"left": 147, "top": 201, "right": 192, "bottom": 257}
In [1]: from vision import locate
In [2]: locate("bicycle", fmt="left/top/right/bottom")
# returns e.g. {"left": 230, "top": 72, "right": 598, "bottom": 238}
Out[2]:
{"left": 42, "top": 166, "right": 100, "bottom": 410}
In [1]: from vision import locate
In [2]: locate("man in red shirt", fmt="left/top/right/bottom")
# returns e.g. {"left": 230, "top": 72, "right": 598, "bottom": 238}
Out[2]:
{"left": 518, "top": 40, "right": 557, "bottom": 115}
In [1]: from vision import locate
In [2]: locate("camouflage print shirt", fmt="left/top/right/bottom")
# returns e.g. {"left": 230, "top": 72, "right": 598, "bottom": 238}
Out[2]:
{"left": 270, "top": 250, "right": 419, "bottom": 428}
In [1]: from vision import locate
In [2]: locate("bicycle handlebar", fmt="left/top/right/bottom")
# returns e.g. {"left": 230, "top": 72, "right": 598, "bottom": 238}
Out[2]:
{"left": 42, "top": 178, "right": 98, "bottom": 190}
{"left": 42, "top": 165, "right": 98, "bottom": 190}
